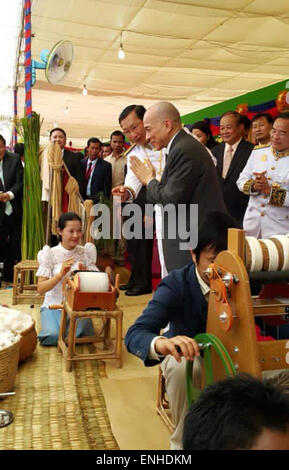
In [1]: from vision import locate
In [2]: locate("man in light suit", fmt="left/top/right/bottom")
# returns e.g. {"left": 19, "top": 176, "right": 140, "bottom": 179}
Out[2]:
{"left": 0, "top": 135, "right": 23, "bottom": 281}
{"left": 211, "top": 111, "right": 254, "bottom": 225}
{"left": 130, "top": 102, "right": 227, "bottom": 273}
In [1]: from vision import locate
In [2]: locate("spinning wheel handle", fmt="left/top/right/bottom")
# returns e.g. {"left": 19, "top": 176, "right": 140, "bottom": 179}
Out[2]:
{"left": 186, "top": 333, "right": 236, "bottom": 406}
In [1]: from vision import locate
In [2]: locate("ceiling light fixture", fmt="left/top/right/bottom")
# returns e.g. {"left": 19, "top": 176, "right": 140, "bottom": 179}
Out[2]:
{"left": 82, "top": 84, "right": 88, "bottom": 96}
{"left": 118, "top": 31, "right": 125, "bottom": 60}
{"left": 65, "top": 106, "right": 69, "bottom": 115}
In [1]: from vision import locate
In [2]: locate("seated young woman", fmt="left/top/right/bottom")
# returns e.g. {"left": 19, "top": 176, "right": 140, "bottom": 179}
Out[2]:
{"left": 36, "top": 211, "right": 111, "bottom": 346}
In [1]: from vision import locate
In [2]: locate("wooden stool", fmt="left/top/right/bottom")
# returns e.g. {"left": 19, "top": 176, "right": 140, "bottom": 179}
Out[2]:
{"left": 12, "top": 260, "right": 43, "bottom": 305}
{"left": 57, "top": 300, "right": 123, "bottom": 372}
{"left": 156, "top": 366, "right": 175, "bottom": 433}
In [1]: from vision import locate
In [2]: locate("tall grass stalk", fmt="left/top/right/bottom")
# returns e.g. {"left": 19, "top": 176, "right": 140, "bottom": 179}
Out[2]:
{"left": 17, "top": 112, "right": 45, "bottom": 259}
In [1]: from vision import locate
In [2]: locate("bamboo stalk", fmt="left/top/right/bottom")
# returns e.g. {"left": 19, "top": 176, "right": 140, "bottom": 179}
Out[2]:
{"left": 17, "top": 112, "right": 45, "bottom": 260}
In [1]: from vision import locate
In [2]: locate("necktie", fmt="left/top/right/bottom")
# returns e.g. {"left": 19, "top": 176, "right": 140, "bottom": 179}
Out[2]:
{"left": 0, "top": 164, "right": 12, "bottom": 216}
{"left": 86, "top": 162, "right": 92, "bottom": 181}
{"left": 222, "top": 146, "right": 233, "bottom": 179}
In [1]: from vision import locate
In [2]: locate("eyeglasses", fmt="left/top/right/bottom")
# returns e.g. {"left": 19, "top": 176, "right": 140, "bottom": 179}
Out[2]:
{"left": 122, "top": 120, "right": 143, "bottom": 136}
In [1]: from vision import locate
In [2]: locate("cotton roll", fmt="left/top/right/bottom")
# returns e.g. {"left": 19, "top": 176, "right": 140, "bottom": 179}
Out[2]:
{"left": 77, "top": 272, "right": 109, "bottom": 293}
{"left": 270, "top": 235, "right": 289, "bottom": 271}
{"left": 259, "top": 239, "right": 279, "bottom": 271}
{"left": 246, "top": 236, "right": 263, "bottom": 272}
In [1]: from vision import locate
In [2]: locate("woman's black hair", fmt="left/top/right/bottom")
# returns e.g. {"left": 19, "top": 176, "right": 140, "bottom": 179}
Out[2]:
{"left": 191, "top": 121, "right": 217, "bottom": 149}
{"left": 193, "top": 212, "right": 241, "bottom": 262}
{"left": 57, "top": 212, "right": 82, "bottom": 240}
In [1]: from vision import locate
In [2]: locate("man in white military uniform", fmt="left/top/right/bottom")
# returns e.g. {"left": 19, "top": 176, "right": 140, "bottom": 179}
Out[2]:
{"left": 112, "top": 104, "right": 167, "bottom": 293}
{"left": 237, "top": 112, "right": 289, "bottom": 238}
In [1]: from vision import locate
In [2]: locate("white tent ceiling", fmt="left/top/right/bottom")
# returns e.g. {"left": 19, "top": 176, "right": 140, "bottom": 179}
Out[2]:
{"left": 17, "top": 0, "right": 289, "bottom": 146}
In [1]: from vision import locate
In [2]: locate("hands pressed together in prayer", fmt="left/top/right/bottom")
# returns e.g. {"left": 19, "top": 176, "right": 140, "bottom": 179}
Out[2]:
{"left": 129, "top": 156, "right": 156, "bottom": 186}
{"left": 154, "top": 335, "right": 200, "bottom": 363}
{"left": 252, "top": 171, "right": 271, "bottom": 195}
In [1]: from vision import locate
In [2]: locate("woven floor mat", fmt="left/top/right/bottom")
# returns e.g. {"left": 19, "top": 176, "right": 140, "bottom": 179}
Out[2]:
{"left": 0, "top": 344, "right": 118, "bottom": 450}
{"left": 0, "top": 288, "right": 119, "bottom": 450}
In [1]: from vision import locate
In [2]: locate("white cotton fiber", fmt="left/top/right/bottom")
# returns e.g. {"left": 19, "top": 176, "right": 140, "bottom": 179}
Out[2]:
{"left": 0, "top": 327, "right": 20, "bottom": 351}
{"left": 0, "top": 306, "right": 33, "bottom": 335}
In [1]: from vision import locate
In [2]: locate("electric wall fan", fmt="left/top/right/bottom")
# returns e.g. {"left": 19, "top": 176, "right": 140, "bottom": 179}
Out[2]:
{"left": 32, "top": 40, "right": 74, "bottom": 85}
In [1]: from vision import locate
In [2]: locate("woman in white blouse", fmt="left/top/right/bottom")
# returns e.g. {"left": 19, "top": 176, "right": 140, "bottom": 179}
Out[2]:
{"left": 36, "top": 212, "right": 99, "bottom": 346}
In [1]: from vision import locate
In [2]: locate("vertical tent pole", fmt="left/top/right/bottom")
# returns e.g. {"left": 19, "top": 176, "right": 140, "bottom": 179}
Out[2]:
{"left": 24, "top": 0, "right": 32, "bottom": 117}
{"left": 12, "top": 87, "right": 18, "bottom": 147}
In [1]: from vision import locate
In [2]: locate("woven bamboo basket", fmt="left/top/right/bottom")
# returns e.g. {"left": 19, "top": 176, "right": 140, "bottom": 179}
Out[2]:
{"left": 19, "top": 320, "right": 37, "bottom": 363}
{"left": 0, "top": 339, "right": 20, "bottom": 393}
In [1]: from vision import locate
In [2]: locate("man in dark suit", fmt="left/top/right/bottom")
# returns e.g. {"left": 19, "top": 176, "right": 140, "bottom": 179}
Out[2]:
{"left": 49, "top": 128, "right": 86, "bottom": 200}
{"left": 0, "top": 135, "right": 23, "bottom": 281}
{"left": 130, "top": 101, "right": 227, "bottom": 273}
{"left": 81, "top": 137, "right": 112, "bottom": 203}
{"left": 211, "top": 111, "right": 254, "bottom": 224}
{"left": 125, "top": 212, "right": 237, "bottom": 449}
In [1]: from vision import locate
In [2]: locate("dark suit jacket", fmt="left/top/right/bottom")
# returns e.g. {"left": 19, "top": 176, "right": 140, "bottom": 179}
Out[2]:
{"left": 211, "top": 139, "right": 254, "bottom": 223}
{"left": 81, "top": 157, "right": 112, "bottom": 202}
{"left": 146, "top": 129, "right": 227, "bottom": 272}
{"left": 125, "top": 263, "right": 207, "bottom": 366}
{"left": 63, "top": 149, "right": 86, "bottom": 200}
{"left": 0, "top": 151, "right": 23, "bottom": 225}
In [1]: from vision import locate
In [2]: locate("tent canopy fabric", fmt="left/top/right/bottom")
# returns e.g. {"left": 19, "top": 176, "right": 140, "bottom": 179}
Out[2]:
{"left": 17, "top": 0, "right": 289, "bottom": 145}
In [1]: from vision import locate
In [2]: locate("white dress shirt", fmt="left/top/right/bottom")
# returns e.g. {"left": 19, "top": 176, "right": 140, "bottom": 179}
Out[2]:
{"left": 36, "top": 242, "right": 99, "bottom": 308}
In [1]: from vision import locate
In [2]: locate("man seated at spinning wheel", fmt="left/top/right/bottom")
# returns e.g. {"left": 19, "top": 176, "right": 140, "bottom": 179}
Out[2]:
{"left": 125, "top": 212, "right": 239, "bottom": 450}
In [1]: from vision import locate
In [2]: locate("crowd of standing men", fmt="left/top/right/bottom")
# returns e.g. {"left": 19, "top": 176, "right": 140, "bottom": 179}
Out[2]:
{"left": 0, "top": 105, "right": 289, "bottom": 290}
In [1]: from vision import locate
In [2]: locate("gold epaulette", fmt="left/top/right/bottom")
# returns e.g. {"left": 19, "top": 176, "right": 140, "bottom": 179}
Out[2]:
{"left": 124, "top": 143, "right": 137, "bottom": 157}
{"left": 253, "top": 143, "right": 271, "bottom": 150}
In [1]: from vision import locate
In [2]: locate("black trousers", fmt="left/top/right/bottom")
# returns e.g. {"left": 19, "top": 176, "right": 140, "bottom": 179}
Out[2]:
{"left": 123, "top": 186, "right": 153, "bottom": 290}
{"left": 126, "top": 236, "right": 153, "bottom": 290}
{"left": 0, "top": 213, "right": 22, "bottom": 282}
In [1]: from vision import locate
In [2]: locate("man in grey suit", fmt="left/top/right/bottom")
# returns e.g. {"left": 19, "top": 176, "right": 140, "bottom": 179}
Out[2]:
{"left": 130, "top": 102, "right": 227, "bottom": 272}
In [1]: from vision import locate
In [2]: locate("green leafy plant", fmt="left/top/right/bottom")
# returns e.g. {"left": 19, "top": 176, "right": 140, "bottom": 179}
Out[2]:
{"left": 17, "top": 112, "right": 45, "bottom": 259}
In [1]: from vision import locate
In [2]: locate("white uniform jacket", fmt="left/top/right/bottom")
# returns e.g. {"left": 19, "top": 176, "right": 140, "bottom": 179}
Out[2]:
{"left": 124, "top": 143, "right": 167, "bottom": 277}
{"left": 237, "top": 144, "right": 289, "bottom": 238}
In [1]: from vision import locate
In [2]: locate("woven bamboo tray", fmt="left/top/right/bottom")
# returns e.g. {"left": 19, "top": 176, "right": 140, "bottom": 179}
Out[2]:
{"left": 0, "top": 340, "right": 20, "bottom": 393}
{"left": 19, "top": 320, "right": 37, "bottom": 363}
